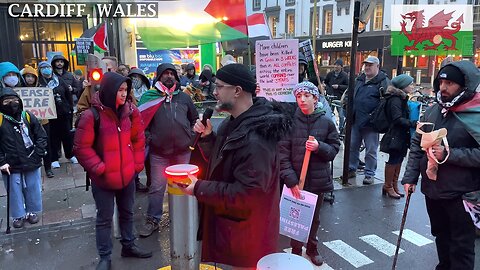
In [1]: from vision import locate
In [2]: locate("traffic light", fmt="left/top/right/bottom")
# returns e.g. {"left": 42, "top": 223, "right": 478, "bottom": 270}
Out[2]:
{"left": 89, "top": 68, "right": 103, "bottom": 83}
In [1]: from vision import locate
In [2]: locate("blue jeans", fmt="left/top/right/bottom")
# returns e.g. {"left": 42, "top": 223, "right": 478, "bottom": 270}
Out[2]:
{"left": 334, "top": 106, "right": 345, "bottom": 133}
{"left": 2, "top": 168, "right": 42, "bottom": 219}
{"left": 148, "top": 152, "right": 191, "bottom": 223}
{"left": 349, "top": 125, "right": 379, "bottom": 177}
{"left": 91, "top": 179, "right": 135, "bottom": 259}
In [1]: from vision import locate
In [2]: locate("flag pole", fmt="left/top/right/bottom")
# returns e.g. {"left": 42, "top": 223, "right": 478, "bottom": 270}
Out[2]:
{"left": 245, "top": 1, "right": 252, "bottom": 67}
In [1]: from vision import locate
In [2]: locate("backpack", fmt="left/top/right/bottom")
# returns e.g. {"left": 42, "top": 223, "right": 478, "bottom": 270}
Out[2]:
{"left": 369, "top": 93, "right": 391, "bottom": 134}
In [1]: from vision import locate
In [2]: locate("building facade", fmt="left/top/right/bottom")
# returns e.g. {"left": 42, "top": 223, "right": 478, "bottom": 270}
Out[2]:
{"left": 247, "top": 0, "right": 480, "bottom": 84}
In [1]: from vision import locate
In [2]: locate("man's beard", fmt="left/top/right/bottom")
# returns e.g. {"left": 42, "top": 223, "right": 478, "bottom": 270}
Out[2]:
{"left": 162, "top": 79, "right": 175, "bottom": 88}
{"left": 215, "top": 101, "right": 233, "bottom": 112}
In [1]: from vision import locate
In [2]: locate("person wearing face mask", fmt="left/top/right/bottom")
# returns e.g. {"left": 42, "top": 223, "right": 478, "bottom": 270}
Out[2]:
{"left": 21, "top": 65, "right": 55, "bottom": 178}
{"left": 127, "top": 68, "right": 151, "bottom": 193}
{"left": 402, "top": 60, "right": 480, "bottom": 270}
{"left": 74, "top": 72, "right": 151, "bottom": 270}
{"left": 38, "top": 61, "right": 76, "bottom": 169}
{"left": 0, "top": 88, "right": 47, "bottom": 229}
{"left": 0, "top": 62, "right": 23, "bottom": 91}
{"left": 137, "top": 63, "right": 198, "bottom": 237}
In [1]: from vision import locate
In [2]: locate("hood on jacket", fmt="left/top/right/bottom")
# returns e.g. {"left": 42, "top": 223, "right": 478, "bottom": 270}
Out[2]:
{"left": 51, "top": 55, "right": 70, "bottom": 72}
{"left": 0, "top": 62, "right": 21, "bottom": 83}
{"left": 20, "top": 65, "right": 38, "bottom": 86}
{"left": 128, "top": 68, "right": 151, "bottom": 89}
{"left": 232, "top": 97, "right": 293, "bottom": 142}
{"left": 0, "top": 87, "right": 23, "bottom": 116}
{"left": 155, "top": 63, "right": 180, "bottom": 84}
{"left": 199, "top": 69, "right": 213, "bottom": 82}
{"left": 99, "top": 72, "right": 132, "bottom": 112}
{"left": 433, "top": 60, "right": 480, "bottom": 93}
{"left": 386, "top": 85, "right": 408, "bottom": 99}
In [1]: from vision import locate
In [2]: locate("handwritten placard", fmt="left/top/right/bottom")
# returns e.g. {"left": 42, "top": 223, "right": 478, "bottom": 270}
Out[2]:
{"left": 14, "top": 87, "right": 57, "bottom": 120}
{"left": 256, "top": 39, "right": 298, "bottom": 102}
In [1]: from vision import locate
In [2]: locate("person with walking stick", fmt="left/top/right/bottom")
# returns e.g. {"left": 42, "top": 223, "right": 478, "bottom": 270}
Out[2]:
{"left": 278, "top": 81, "right": 340, "bottom": 266}
{"left": 402, "top": 61, "right": 480, "bottom": 270}
{"left": 0, "top": 87, "right": 47, "bottom": 229}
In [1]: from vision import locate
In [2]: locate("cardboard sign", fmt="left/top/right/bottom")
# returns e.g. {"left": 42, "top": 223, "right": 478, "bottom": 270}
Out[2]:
{"left": 14, "top": 87, "right": 57, "bottom": 120}
{"left": 255, "top": 39, "right": 298, "bottom": 102}
{"left": 279, "top": 185, "right": 318, "bottom": 243}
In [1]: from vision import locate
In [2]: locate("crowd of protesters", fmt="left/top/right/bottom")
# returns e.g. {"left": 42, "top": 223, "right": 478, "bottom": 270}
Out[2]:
{"left": 0, "top": 50, "right": 479, "bottom": 270}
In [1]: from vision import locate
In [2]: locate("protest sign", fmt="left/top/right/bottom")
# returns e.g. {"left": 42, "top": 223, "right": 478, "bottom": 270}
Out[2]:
{"left": 279, "top": 185, "right": 318, "bottom": 243}
{"left": 75, "top": 38, "right": 94, "bottom": 65}
{"left": 255, "top": 39, "right": 298, "bottom": 102}
{"left": 14, "top": 87, "right": 57, "bottom": 120}
{"left": 299, "top": 39, "right": 320, "bottom": 84}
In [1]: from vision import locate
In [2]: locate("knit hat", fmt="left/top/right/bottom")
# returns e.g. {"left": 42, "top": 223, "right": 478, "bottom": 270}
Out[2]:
{"left": 391, "top": 74, "right": 414, "bottom": 90}
{"left": 215, "top": 63, "right": 256, "bottom": 94}
{"left": 334, "top": 59, "right": 344, "bottom": 67}
{"left": 38, "top": 61, "right": 52, "bottom": 69}
{"left": 435, "top": 65, "right": 465, "bottom": 87}
{"left": 74, "top": 69, "right": 83, "bottom": 76}
{"left": 293, "top": 81, "right": 320, "bottom": 99}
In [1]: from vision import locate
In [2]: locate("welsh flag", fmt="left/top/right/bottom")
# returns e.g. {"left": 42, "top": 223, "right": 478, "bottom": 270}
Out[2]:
{"left": 391, "top": 5, "right": 473, "bottom": 56}
{"left": 136, "top": 0, "right": 248, "bottom": 51}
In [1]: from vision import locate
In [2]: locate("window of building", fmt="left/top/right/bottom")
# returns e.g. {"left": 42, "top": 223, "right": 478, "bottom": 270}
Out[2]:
{"left": 428, "top": 0, "right": 434, "bottom": 3}
{"left": 337, "top": 8, "right": 341, "bottom": 16}
{"left": 310, "top": 9, "right": 319, "bottom": 36}
{"left": 253, "top": 0, "right": 261, "bottom": 10}
{"left": 373, "top": 4, "right": 383, "bottom": 31}
{"left": 403, "top": 0, "right": 419, "bottom": 4}
{"left": 19, "top": 18, "right": 86, "bottom": 70}
{"left": 475, "top": 0, "right": 480, "bottom": 23}
{"left": 324, "top": 10, "right": 332, "bottom": 35}
{"left": 346, "top": 7, "right": 350, "bottom": 15}
{"left": 287, "top": 13, "right": 295, "bottom": 35}
{"left": 286, "top": 0, "right": 295, "bottom": 5}
{"left": 269, "top": 16, "right": 278, "bottom": 37}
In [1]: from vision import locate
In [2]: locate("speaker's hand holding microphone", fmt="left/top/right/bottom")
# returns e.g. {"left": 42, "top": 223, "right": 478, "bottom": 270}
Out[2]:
{"left": 190, "top": 108, "right": 214, "bottom": 150}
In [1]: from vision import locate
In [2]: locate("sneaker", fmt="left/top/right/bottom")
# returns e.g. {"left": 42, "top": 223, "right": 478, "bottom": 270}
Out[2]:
{"left": 27, "top": 213, "right": 40, "bottom": 224}
{"left": 358, "top": 160, "right": 366, "bottom": 170}
{"left": 51, "top": 161, "right": 60, "bottom": 168}
{"left": 69, "top": 157, "right": 78, "bottom": 164}
{"left": 363, "top": 176, "right": 374, "bottom": 185}
{"left": 139, "top": 218, "right": 159, "bottom": 238}
{"left": 46, "top": 169, "right": 54, "bottom": 178}
{"left": 13, "top": 217, "right": 25, "bottom": 228}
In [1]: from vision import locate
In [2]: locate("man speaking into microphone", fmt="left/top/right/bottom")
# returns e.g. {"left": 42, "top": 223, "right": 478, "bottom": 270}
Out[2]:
{"left": 180, "top": 64, "right": 293, "bottom": 270}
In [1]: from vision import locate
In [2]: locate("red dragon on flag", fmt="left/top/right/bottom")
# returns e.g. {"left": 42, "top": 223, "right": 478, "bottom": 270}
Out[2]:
{"left": 400, "top": 9, "right": 464, "bottom": 51}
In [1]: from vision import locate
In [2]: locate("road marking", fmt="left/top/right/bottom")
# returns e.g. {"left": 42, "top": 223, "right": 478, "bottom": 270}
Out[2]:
{"left": 323, "top": 240, "right": 374, "bottom": 268}
{"left": 392, "top": 229, "right": 433, "bottom": 246}
{"left": 359, "top": 234, "right": 404, "bottom": 257}
{"left": 283, "top": 248, "right": 335, "bottom": 269}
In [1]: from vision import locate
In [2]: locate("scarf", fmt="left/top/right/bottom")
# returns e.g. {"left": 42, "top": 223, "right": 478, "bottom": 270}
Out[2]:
{"left": 46, "top": 75, "right": 60, "bottom": 89}
{"left": 4, "top": 112, "right": 34, "bottom": 150}
{"left": 154, "top": 81, "right": 177, "bottom": 102}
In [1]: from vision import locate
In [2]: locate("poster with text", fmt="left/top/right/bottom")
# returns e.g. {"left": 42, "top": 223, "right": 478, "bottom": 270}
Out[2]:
{"left": 255, "top": 39, "right": 298, "bottom": 102}
{"left": 14, "top": 87, "right": 57, "bottom": 120}
{"left": 136, "top": 48, "right": 200, "bottom": 82}
{"left": 279, "top": 185, "right": 318, "bottom": 243}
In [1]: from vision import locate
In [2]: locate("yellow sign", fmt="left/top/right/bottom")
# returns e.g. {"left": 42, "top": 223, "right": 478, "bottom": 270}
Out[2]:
{"left": 158, "top": 264, "right": 222, "bottom": 270}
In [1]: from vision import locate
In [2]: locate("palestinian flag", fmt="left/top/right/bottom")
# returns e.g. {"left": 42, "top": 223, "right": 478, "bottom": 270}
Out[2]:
{"left": 79, "top": 22, "right": 108, "bottom": 53}
{"left": 391, "top": 5, "right": 473, "bottom": 56}
{"left": 136, "top": 0, "right": 248, "bottom": 51}
{"left": 138, "top": 90, "right": 166, "bottom": 128}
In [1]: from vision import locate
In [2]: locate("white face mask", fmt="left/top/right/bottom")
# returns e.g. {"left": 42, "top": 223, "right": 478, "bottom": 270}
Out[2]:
{"left": 4, "top": 75, "right": 19, "bottom": 87}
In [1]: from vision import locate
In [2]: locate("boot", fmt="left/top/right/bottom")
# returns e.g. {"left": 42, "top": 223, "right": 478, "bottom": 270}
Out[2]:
{"left": 306, "top": 243, "right": 324, "bottom": 266}
{"left": 392, "top": 163, "right": 405, "bottom": 197}
{"left": 383, "top": 163, "right": 401, "bottom": 199}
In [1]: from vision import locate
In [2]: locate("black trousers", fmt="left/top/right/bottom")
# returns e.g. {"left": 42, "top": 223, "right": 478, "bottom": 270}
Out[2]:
{"left": 42, "top": 123, "right": 52, "bottom": 171}
{"left": 291, "top": 193, "right": 325, "bottom": 250}
{"left": 426, "top": 196, "right": 476, "bottom": 270}
{"left": 50, "top": 115, "right": 74, "bottom": 161}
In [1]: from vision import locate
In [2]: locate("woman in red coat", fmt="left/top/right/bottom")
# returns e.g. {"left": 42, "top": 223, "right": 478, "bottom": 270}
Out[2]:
{"left": 74, "top": 72, "right": 150, "bottom": 270}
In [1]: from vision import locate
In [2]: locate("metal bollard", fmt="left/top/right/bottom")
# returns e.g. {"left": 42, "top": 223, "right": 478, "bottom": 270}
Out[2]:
{"left": 166, "top": 164, "right": 200, "bottom": 270}
{"left": 113, "top": 201, "right": 120, "bottom": 239}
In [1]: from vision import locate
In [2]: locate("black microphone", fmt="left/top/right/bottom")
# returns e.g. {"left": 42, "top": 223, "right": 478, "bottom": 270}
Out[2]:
{"left": 189, "top": 108, "right": 214, "bottom": 151}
